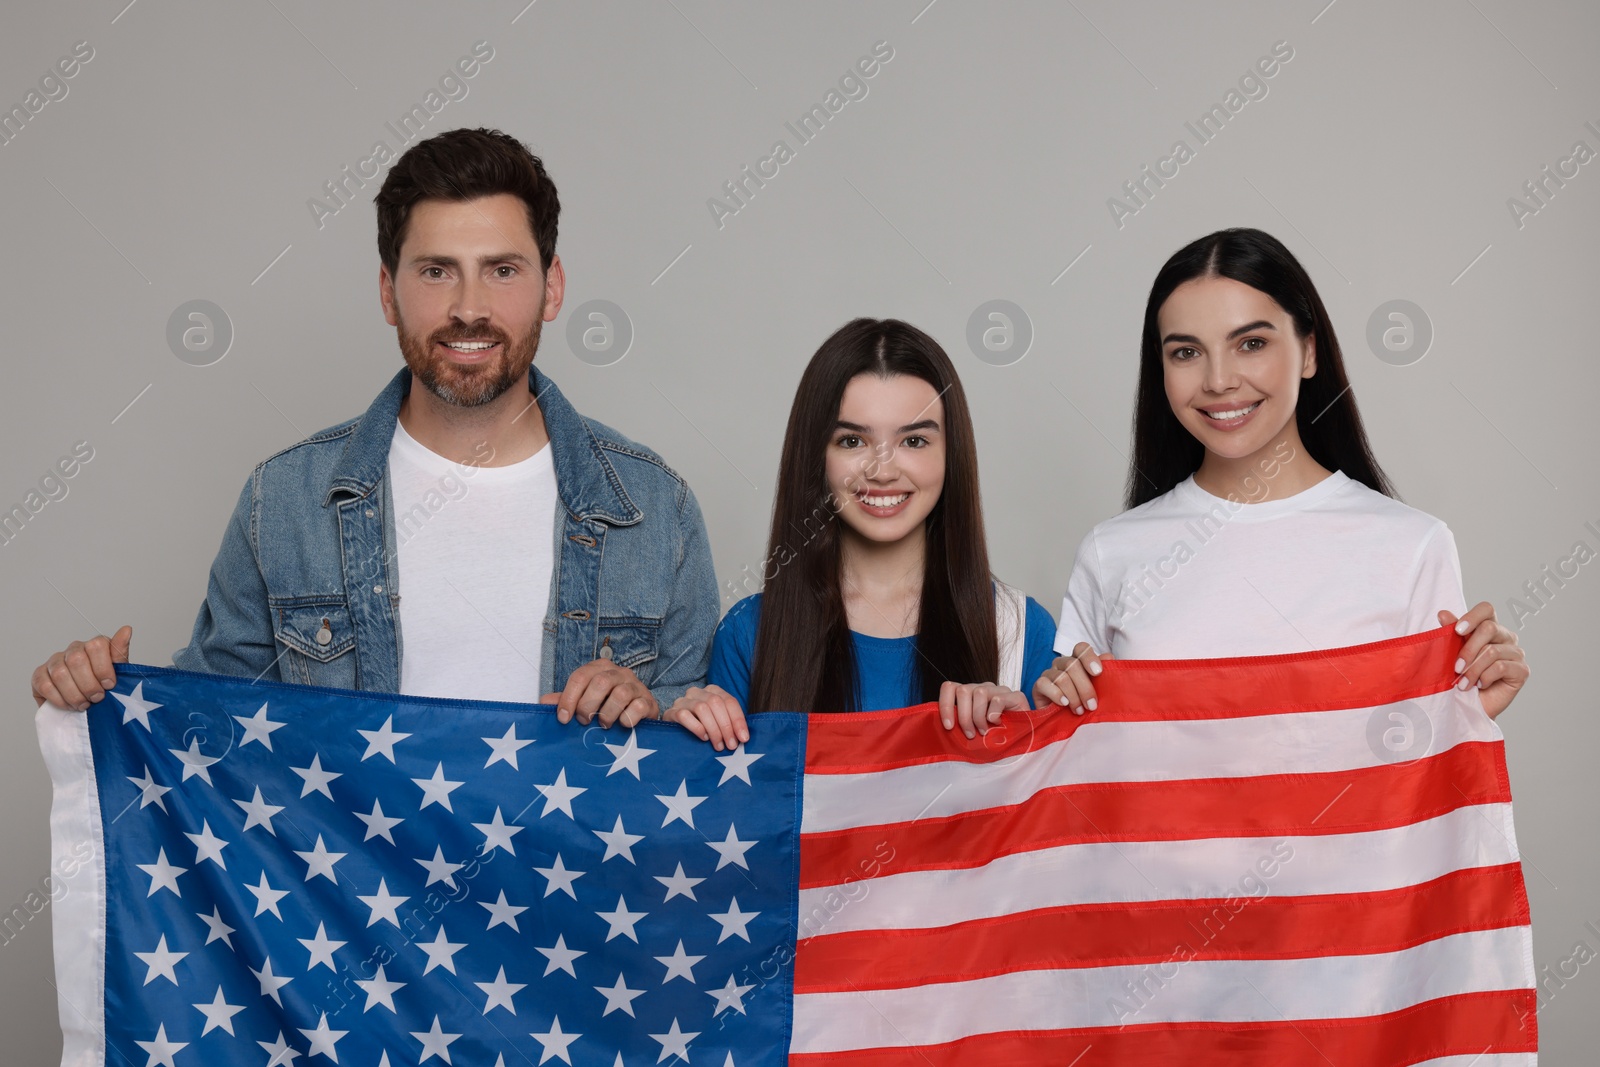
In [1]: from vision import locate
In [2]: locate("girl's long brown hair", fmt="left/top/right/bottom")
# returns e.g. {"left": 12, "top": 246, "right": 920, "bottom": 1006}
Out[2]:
{"left": 746, "top": 318, "right": 999, "bottom": 714}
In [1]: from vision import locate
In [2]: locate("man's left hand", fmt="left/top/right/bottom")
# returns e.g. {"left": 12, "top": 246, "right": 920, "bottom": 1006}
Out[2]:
{"left": 543, "top": 659, "right": 660, "bottom": 728}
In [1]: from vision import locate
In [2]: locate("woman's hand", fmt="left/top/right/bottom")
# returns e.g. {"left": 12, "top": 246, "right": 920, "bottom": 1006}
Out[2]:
{"left": 663, "top": 685, "right": 749, "bottom": 750}
{"left": 1032, "top": 643, "right": 1113, "bottom": 716}
{"left": 1439, "top": 604, "right": 1528, "bottom": 721}
{"left": 938, "top": 681, "right": 1030, "bottom": 739}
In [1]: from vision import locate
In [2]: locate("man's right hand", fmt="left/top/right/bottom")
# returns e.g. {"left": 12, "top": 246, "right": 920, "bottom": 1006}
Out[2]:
{"left": 32, "top": 625, "right": 132, "bottom": 711}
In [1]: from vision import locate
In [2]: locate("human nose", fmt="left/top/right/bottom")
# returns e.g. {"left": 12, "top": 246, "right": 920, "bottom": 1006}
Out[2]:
{"left": 450, "top": 272, "right": 490, "bottom": 327}
{"left": 1202, "top": 350, "right": 1238, "bottom": 394}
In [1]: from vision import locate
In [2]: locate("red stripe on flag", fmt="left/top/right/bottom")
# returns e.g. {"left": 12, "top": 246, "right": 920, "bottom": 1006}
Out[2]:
{"left": 798, "top": 741, "right": 1508, "bottom": 889}
{"left": 792, "top": 863, "right": 1531, "bottom": 994}
{"left": 786, "top": 988, "right": 1537, "bottom": 1066}
{"left": 804, "top": 626, "right": 1465, "bottom": 775}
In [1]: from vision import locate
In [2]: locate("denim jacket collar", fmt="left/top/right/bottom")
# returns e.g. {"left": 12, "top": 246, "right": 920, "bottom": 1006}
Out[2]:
{"left": 324, "top": 366, "right": 644, "bottom": 525}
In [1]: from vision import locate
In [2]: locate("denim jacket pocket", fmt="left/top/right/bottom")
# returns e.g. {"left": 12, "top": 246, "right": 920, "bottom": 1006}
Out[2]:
{"left": 270, "top": 596, "right": 357, "bottom": 688}
{"left": 595, "top": 616, "right": 663, "bottom": 674}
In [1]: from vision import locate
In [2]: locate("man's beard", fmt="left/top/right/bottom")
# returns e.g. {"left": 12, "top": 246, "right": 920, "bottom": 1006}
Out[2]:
{"left": 397, "top": 312, "right": 542, "bottom": 408}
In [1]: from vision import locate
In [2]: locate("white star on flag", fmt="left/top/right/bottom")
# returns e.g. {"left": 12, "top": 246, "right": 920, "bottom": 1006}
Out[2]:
{"left": 649, "top": 1018, "right": 699, "bottom": 1062}
{"left": 134, "top": 934, "right": 187, "bottom": 985}
{"left": 195, "top": 906, "right": 235, "bottom": 948}
{"left": 417, "top": 926, "right": 467, "bottom": 975}
{"left": 594, "top": 815, "right": 645, "bottom": 864}
{"left": 294, "top": 834, "right": 347, "bottom": 882}
{"left": 169, "top": 738, "right": 219, "bottom": 785}
{"left": 358, "top": 879, "right": 408, "bottom": 927}
{"left": 534, "top": 768, "right": 586, "bottom": 818}
{"left": 298, "top": 1013, "right": 348, "bottom": 1061}
{"left": 358, "top": 714, "right": 411, "bottom": 762}
{"left": 534, "top": 853, "right": 585, "bottom": 899}
{"left": 192, "top": 986, "right": 245, "bottom": 1035}
{"left": 654, "top": 862, "right": 704, "bottom": 902}
{"left": 596, "top": 895, "right": 647, "bottom": 942}
{"left": 604, "top": 730, "right": 656, "bottom": 778}
{"left": 475, "top": 965, "right": 526, "bottom": 1014}
{"left": 480, "top": 889, "right": 528, "bottom": 931}
{"left": 297, "top": 921, "right": 346, "bottom": 971}
{"left": 257, "top": 1030, "right": 301, "bottom": 1066}
{"left": 707, "top": 974, "right": 755, "bottom": 1015}
{"left": 709, "top": 897, "right": 760, "bottom": 942}
{"left": 356, "top": 963, "right": 405, "bottom": 1013}
{"left": 411, "top": 1015, "right": 461, "bottom": 1064}
{"left": 233, "top": 702, "right": 286, "bottom": 750}
{"left": 354, "top": 797, "right": 403, "bottom": 844}
{"left": 473, "top": 806, "right": 524, "bottom": 854}
{"left": 111, "top": 682, "right": 162, "bottom": 730}
{"left": 535, "top": 934, "right": 586, "bottom": 977}
{"left": 126, "top": 765, "right": 171, "bottom": 812}
{"left": 135, "top": 1023, "right": 186, "bottom": 1067}
{"left": 482, "top": 723, "right": 534, "bottom": 768}
{"left": 715, "top": 743, "right": 764, "bottom": 786}
{"left": 233, "top": 786, "right": 284, "bottom": 835}
{"left": 654, "top": 940, "right": 705, "bottom": 984}
{"left": 412, "top": 762, "right": 464, "bottom": 811}
{"left": 655, "top": 779, "right": 708, "bottom": 828}
{"left": 183, "top": 820, "right": 229, "bottom": 869}
{"left": 415, "top": 845, "right": 464, "bottom": 889}
{"left": 291, "top": 754, "right": 342, "bottom": 800}
{"left": 706, "top": 824, "right": 757, "bottom": 870}
{"left": 529, "top": 1016, "right": 581, "bottom": 1065}
{"left": 136, "top": 848, "right": 186, "bottom": 897}
{"left": 249, "top": 958, "right": 293, "bottom": 1006}
{"left": 246, "top": 871, "right": 289, "bottom": 919}
{"left": 595, "top": 973, "right": 646, "bottom": 1017}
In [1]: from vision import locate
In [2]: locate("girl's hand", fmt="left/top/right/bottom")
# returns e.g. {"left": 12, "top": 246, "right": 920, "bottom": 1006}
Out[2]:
{"left": 662, "top": 685, "right": 749, "bottom": 751}
{"left": 1032, "top": 643, "right": 1114, "bottom": 716}
{"left": 938, "top": 681, "right": 1030, "bottom": 739}
{"left": 1439, "top": 604, "right": 1528, "bottom": 721}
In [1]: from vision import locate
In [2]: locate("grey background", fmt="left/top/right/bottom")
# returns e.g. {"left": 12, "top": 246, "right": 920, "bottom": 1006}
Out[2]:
{"left": 2, "top": 0, "right": 1594, "bottom": 1059}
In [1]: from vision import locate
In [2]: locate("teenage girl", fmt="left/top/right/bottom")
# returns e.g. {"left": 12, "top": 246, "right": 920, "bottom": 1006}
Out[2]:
{"left": 667, "top": 318, "right": 1059, "bottom": 747}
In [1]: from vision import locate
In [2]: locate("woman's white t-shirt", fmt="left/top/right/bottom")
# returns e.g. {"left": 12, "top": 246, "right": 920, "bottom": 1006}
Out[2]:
{"left": 1054, "top": 471, "right": 1469, "bottom": 660}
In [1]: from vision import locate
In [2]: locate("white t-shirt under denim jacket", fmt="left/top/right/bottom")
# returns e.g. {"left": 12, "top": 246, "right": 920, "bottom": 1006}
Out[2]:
{"left": 1054, "top": 471, "right": 1469, "bottom": 661}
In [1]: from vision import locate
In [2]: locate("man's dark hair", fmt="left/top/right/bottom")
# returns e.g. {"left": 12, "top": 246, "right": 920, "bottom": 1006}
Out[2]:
{"left": 375, "top": 127, "right": 560, "bottom": 275}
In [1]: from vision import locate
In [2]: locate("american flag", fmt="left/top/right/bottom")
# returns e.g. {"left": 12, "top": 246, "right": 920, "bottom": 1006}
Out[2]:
{"left": 40, "top": 625, "right": 1535, "bottom": 1065}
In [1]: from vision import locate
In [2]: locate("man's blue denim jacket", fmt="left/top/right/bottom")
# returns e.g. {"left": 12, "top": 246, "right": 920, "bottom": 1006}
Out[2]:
{"left": 172, "top": 366, "right": 718, "bottom": 705}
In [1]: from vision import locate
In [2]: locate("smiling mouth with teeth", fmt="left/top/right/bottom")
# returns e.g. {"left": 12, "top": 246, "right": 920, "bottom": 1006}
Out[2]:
{"left": 858, "top": 491, "right": 910, "bottom": 508}
{"left": 441, "top": 340, "right": 499, "bottom": 351}
{"left": 1201, "top": 401, "right": 1261, "bottom": 422}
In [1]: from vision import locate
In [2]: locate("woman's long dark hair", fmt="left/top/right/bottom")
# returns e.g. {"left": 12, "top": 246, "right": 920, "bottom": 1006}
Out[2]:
{"left": 746, "top": 318, "right": 998, "bottom": 714}
{"left": 1126, "top": 227, "right": 1395, "bottom": 509}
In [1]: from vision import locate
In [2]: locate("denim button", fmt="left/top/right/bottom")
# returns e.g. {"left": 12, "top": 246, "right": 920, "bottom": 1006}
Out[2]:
{"left": 365, "top": 508, "right": 375, "bottom": 518}
{"left": 373, "top": 585, "right": 384, "bottom": 594}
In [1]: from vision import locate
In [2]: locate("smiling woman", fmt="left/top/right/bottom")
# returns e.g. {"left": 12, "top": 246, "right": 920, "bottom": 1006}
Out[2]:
{"left": 1037, "top": 228, "right": 1529, "bottom": 724}
{"left": 662, "top": 318, "right": 1062, "bottom": 748}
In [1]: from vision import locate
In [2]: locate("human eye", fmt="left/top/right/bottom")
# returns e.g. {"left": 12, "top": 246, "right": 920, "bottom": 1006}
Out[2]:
{"left": 421, "top": 266, "right": 447, "bottom": 280}
{"left": 1240, "top": 336, "right": 1267, "bottom": 353}
{"left": 902, "top": 435, "right": 928, "bottom": 448}
{"left": 835, "top": 434, "right": 863, "bottom": 449}
{"left": 1167, "top": 346, "right": 1198, "bottom": 362}
{"left": 493, "top": 264, "right": 518, "bottom": 278}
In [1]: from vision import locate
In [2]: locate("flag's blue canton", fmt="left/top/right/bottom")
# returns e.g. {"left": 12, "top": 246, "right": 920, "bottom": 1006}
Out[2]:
{"left": 92, "top": 664, "right": 804, "bottom": 1066}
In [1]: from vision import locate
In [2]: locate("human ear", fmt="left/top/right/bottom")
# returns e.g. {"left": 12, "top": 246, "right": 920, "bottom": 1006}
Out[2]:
{"left": 379, "top": 264, "right": 399, "bottom": 327}
{"left": 1301, "top": 333, "right": 1316, "bottom": 379}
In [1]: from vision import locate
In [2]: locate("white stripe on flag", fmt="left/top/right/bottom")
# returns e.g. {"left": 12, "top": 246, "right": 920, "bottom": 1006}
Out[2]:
{"left": 36, "top": 705, "right": 106, "bottom": 1067}
{"left": 790, "top": 926, "right": 1531, "bottom": 1053}
{"left": 797, "top": 805, "right": 1519, "bottom": 933}
{"left": 803, "top": 690, "right": 1497, "bottom": 833}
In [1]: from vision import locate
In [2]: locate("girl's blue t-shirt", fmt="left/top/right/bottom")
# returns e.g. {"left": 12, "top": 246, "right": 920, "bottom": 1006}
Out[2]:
{"left": 708, "top": 592, "right": 1060, "bottom": 712}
